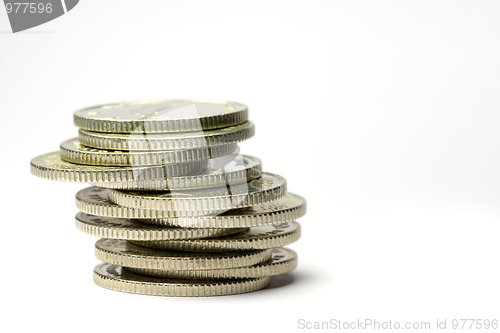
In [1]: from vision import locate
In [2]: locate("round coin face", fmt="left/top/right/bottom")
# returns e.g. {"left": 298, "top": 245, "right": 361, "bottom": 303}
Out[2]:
{"left": 78, "top": 121, "right": 254, "bottom": 151}
{"left": 127, "top": 247, "right": 297, "bottom": 279}
{"left": 131, "top": 221, "right": 301, "bottom": 252}
{"left": 75, "top": 212, "right": 247, "bottom": 241}
{"left": 94, "top": 263, "right": 271, "bottom": 297}
{"left": 107, "top": 172, "right": 287, "bottom": 213}
{"left": 95, "top": 239, "right": 273, "bottom": 270}
{"left": 74, "top": 99, "right": 248, "bottom": 133}
{"left": 60, "top": 137, "right": 238, "bottom": 166}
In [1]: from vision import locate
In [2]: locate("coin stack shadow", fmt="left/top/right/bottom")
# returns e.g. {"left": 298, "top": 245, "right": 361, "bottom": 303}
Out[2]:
{"left": 30, "top": 100, "right": 306, "bottom": 297}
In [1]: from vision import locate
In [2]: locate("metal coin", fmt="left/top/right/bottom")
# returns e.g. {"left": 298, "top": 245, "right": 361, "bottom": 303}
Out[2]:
{"left": 30, "top": 152, "right": 207, "bottom": 183}
{"left": 77, "top": 186, "right": 220, "bottom": 218}
{"left": 79, "top": 121, "right": 254, "bottom": 151}
{"left": 131, "top": 222, "right": 301, "bottom": 252}
{"left": 139, "top": 193, "right": 306, "bottom": 228}
{"left": 95, "top": 239, "right": 273, "bottom": 270}
{"left": 74, "top": 99, "right": 248, "bottom": 133}
{"left": 127, "top": 247, "right": 297, "bottom": 279}
{"left": 60, "top": 137, "right": 238, "bottom": 166}
{"left": 94, "top": 263, "right": 270, "bottom": 297}
{"left": 33, "top": 152, "right": 261, "bottom": 190}
{"left": 75, "top": 212, "right": 247, "bottom": 240}
{"left": 107, "top": 172, "right": 287, "bottom": 214}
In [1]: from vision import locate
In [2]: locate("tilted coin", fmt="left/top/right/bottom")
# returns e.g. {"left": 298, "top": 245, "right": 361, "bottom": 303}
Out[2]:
{"left": 107, "top": 172, "right": 287, "bottom": 214}
{"left": 79, "top": 121, "right": 254, "bottom": 151}
{"left": 30, "top": 152, "right": 207, "bottom": 183}
{"left": 33, "top": 153, "right": 261, "bottom": 190}
{"left": 95, "top": 239, "right": 273, "bottom": 270}
{"left": 75, "top": 212, "right": 247, "bottom": 240}
{"left": 74, "top": 99, "right": 248, "bottom": 133}
{"left": 94, "top": 263, "right": 270, "bottom": 297}
{"left": 132, "top": 222, "right": 301, "bottom": 252}
{"left": 140, "top": 193, "right": 307, "bottom": 228}
{"left": 60, "top": 137, "right": 238, "bottom": 166}
{"left": 128, "top": 247, "right": 297, "bottom": 279}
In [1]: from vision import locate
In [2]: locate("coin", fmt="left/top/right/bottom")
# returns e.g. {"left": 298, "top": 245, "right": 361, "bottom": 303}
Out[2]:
{"left": 79, "top": 121, "right": 254, "bottom": 151}
{"left": 89, "top": 150, "right": 260, "bottom": 190}
{"left": 33, "top": 152, "right": 261, "bottom": 190}
{"left": 60, "top": 137, "right": 238, "bottom": 166}
{"left": 74, "top": 99, "right": 248, "bottom": 133}
{"left": 30, "top": 152, "right": 207, "bottom": 183}
{"left": 107, "top": 172, "right": 287, "bottom": 214}
{"left": 75, "top": 212, "right": 247, "bottom": 240}
{"left": 131, "top": 222, "right": 301, "bottom": 252}
{"left": 127, "top": 247, "right": 297, "bottom": 279}
{"left": 76, "top": 186, "right": 218, "bottom": 218}
{"left": 95, "top": 239, "right": 273, "bottom": 270}
{"left": 77, "top": 186, "right": 219, "bottom": 218}
{"left": 94, "top": 263, "right": 271, "bottom": 297}
{"left": 139, "top": 193, "right": 306, "bottom": 228}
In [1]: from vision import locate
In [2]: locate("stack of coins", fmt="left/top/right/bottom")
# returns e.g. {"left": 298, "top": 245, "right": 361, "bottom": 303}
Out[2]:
{"left": 30, "top": 99, "right": 306, "bottom": 297}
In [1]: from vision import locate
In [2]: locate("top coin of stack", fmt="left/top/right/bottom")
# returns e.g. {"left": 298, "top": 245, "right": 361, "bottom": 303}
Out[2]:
{"left": 73, "top": 99, "right": 249, "bottom": 133}
{"left": 30, "top": 99, "right": 306, "bottom": 297}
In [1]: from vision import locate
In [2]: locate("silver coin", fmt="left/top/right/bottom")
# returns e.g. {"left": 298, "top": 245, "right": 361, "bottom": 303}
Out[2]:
{"left": 30, "top": 151, "right": 208, "bottom": 183}
{"left": 79, "top": 121, "right": 254, "bottom": 151}
{"left": 139, "top": 193, "right": 307, "bottom": 228}
{"left": 107, "top": 172, "right": 287, "bottom": 214}
{"left": 95, "top": 239, "right": 273, "bottom": 270}
{"left": 131, "top": 222, "right": 301, "bottom": 252}
{"left": 74, "top": 99, "right": 248, "bottom": 133}
{"left": 127, "top": 247, "right": 297, "bottom": 279}
{"left": 77, "top": 186, "right": 222, "bottom": 218}
{"left": 75, "top": 212, "right": 247, "bottom": 240}
{"left": 60, "top": 137, "right": 238, "bottom": 166}
{"left": 94, "top": 263, "right": 271, "bottom": 297}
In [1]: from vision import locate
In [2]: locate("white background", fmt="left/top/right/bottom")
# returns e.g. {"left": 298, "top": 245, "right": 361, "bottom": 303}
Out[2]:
{"left": 1, "top": 1, "right": 500, "bottom": 332}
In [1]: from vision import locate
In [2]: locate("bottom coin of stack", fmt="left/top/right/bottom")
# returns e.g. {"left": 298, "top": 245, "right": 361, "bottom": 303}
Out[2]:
{"left": 76, "top": 190, "right": 306, "bottom": 296}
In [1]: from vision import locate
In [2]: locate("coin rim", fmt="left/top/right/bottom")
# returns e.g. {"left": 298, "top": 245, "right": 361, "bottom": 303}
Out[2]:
{"left": 78, "top": 121, "right": 255, "bottom": 151}
{"left": 127, "top": 248, "right": 298, "bottom": 279}
{"left": 94, "top": 239, "right": 273, "bottom": 270}
{"left": 75, "top": 212, "right": 248, "bottom": 241}
{"left": 139, "top": 193, "right": 307, "bottom": 228}
{"left": 93, "top": 263, "right": 271, "bottom": 296}
{"left": 130, "top": 222, "right": 301, "bottom": 251}
{"left": 60, "top": 138, "right": 239, "bottom": 166}
{"left": 32, "top": 152, "right": 262, "bottom": 190}
{"left": 106, "top": 172, "right": 287, "bottom": 212}
{"left": 74, "top": 99, "right": 249, "bottom": 133}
